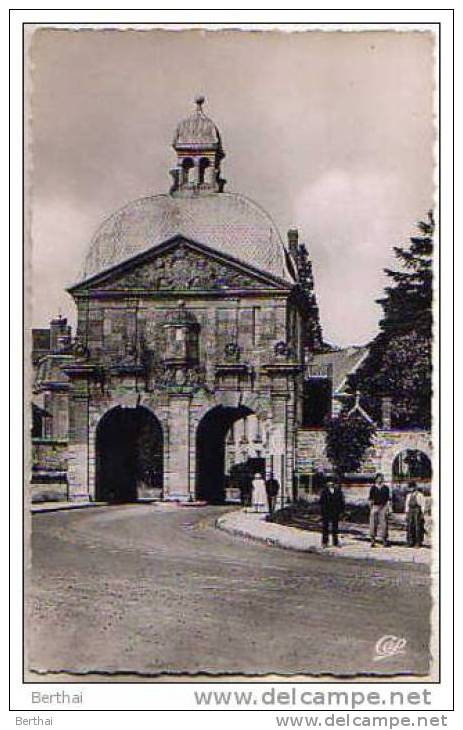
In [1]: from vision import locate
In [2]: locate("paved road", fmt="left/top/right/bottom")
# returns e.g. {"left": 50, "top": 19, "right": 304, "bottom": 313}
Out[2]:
{"left": 27, "top": 504, "right": 431, "bottom": 677}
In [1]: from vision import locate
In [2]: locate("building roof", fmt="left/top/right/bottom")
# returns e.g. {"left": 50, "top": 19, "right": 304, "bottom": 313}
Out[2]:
{"left": 173, "top": 96, "right": 222, "bottom": 150}
{"left": 79, "top": 192, "right": 294, "bottom": 285}
{"left": 309, "top": 345, "right": 368, "bottom": 393}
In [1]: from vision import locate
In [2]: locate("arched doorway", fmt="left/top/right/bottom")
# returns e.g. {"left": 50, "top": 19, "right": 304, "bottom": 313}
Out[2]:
{"left": 95, "top": 406, "right": 163, "bottom": 502}
{"left": 392, "top": 449, "right": 432, "bottom": 484}
{"left": 196, "top": 405, "right": 265, "bottom": 503}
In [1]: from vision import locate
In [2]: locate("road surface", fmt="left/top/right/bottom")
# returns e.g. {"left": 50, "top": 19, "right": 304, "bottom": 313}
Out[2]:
{"left": 27, "top": 504, "right": 431, "bottom": 677}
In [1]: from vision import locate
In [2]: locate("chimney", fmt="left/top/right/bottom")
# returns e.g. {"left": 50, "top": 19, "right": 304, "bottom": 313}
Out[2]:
{"left": 50, "top": 316, "right": 70, "bottom": 352}
{"left": 287, "top": 229, "right": 299, "bottom": 258}
{"left": 381, "top": 397, "right": 392, "bottom": 430}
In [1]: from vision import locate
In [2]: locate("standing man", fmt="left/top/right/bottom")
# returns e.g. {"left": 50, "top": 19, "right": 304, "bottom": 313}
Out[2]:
{"left": 369, "top": 473, "right": 391, "bottom": 547}
{"left": 242, "top": 467, "right": 253, "bottom": 508}
{"left": 405, "top": 481, "right": 426, "bottom": 547}
{"left": 265, "top": 473, "right": 280, "bottom": 516}
{"left": 319, "top": 477, "right": 345, "bottom": 548}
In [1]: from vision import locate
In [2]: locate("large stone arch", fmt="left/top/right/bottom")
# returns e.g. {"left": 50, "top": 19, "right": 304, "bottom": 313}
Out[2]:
{"left": 89, "top": 398, "right": 167, "bottom": 501}
{"left": 194, "top": 402, "right": 264, "bottom": 503}
{"left": 377, "top": 431, "right": 432, "bottom": 484}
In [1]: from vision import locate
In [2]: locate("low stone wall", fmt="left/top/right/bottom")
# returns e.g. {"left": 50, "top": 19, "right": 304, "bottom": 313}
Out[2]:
{"left": 31, "top": 482, "right": 68, "bottom": 503}
{"left": 296, "top": 429, "right": 328, "bottom": 473}
{"left": 296, "top": 427, "right": 432, "bottom": 492}
{"left": 31, "top": 438, "right": 68, "bottom": 502}
{"left": 31, "top": 438, "right": 68, "bottom": 474}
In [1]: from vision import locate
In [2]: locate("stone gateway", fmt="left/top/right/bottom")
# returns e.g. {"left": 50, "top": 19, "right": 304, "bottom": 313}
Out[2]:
{"left": 49, "top": 98, "right": 323, "bottom": 504}
{"left": 31, "top": 98, "right": 431, "bottom": 504}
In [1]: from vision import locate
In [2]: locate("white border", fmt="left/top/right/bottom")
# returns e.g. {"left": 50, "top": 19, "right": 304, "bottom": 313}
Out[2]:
{"left": 8, "top": 7, "right": 455, "bottom": 719}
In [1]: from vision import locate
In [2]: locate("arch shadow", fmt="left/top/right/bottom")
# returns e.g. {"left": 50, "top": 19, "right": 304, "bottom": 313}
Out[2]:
{"left": 196, "top": 405, "right": 264, "bottom": 504}
{"left": 95, "top": 405, "right": 163, "bottom": 503}
{"left": 392, "top": 449, "right": 432, "bottom": 483}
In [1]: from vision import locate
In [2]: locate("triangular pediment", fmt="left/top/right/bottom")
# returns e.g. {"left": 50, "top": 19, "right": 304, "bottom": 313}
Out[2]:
{"left": 69, "top": 236, "right": 292, "bottom": 294}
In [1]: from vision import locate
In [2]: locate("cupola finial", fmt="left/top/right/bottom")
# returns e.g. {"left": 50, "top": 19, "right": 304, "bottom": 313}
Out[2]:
{"left": 194, "top": 94, "right": 205, "bottom": 112}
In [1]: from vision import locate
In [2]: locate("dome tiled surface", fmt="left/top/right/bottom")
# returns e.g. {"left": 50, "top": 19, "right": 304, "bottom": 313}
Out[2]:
{"left": 79, "top": 192, "right": 294, "bottom": 284}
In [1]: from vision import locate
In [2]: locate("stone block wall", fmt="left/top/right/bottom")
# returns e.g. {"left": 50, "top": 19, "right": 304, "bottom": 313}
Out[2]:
{"left": 78, "top": 295, "right": 289, "bottom": 380}
{"left": 31, "top": 438, "right": 68, "bottom": 503}
{"left": 296, "top": 429, "right": 329, "bottom": 473}
{"left": 31, "top": 438, "right": 68, "bottom": 475}
{"left": 295, "top": 427, "right": 432, "bottom": 498}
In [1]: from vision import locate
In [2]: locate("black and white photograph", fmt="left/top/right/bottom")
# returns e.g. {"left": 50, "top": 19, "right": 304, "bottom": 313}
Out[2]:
{"left": 20, "top": 20, "right": 443, "bottom": 692}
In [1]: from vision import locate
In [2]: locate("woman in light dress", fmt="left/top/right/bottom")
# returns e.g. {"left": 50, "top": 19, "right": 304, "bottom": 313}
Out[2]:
{"left": 251, "top": 472, "right": 268, "bottom": 513}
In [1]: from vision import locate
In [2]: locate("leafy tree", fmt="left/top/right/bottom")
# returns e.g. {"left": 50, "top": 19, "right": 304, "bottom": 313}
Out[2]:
{"left": 350, "top": 212, "right": 433, "bottom": 429}
{"left": 325, "top": 411, "right": 376, "bottom": 477}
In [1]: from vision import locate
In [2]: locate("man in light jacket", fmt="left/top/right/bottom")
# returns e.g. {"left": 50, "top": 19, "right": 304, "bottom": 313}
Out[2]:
{"left": 369, "top": 473, "right": 391, "bottom": 548}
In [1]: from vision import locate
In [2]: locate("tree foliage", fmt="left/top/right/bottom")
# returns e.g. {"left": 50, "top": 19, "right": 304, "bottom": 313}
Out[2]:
{"left": 349, "top": 212, "right": 433, "bottom": 429}
{"left": 325, "top": 411, "right": 376, "bottom": 476}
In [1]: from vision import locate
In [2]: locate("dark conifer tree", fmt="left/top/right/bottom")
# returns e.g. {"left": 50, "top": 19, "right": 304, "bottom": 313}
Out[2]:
{"left": 349, "top": 212, "right": 433, "bottom": 429}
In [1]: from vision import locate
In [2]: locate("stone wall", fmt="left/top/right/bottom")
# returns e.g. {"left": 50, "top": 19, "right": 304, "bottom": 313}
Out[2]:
{"left": 31, "top": 438, "right": 68, "bottom": 475}
{"left": 31, "top": 438, "right": 68, "bottom": 502}
{"left": 296, "top": 429, "right": 329, "bottom": 473}
{"left": 81, "top": 295, "right": 289, "bottom": 376}
{"left": 296, "top": 427, "right": 432, "bottom": 498}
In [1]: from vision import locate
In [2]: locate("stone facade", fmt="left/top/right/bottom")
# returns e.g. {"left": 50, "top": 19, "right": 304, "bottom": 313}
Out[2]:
{"left": 31, "top": 99, "right": 431, "bottom": 505}
{"left": 64, "top": 261, "right": 307, "bottom": 502}
{"left": 38, "top": 99, "right": 321, "bottom": 504}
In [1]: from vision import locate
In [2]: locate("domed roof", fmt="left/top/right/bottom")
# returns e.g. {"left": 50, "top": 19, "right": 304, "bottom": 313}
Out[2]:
{"left": 173, "top": 95, "right": 222, "bottom": 150}
{"left": 79, "top": 192, "right": 294, "bottom": 284}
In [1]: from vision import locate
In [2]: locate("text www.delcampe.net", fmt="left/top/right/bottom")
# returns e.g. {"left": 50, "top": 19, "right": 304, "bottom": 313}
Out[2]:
{"left": 193, "top": 688, "right": 435, "bottom": 710}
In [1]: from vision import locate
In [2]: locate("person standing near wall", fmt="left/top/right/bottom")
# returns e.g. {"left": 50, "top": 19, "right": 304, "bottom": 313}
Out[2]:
{"left": 405, "top": 481, "right": 426, "bottom": 547}
{"left": 369, "top": 473, "right": 391, "bottom": 548}
{"left": 251, "top": 472, "right": 268, "bottom": 513}
{"left": 319, "top": 477, "right": 345, "bottom": 548}
{"left": 265, "top": 473, "right": 280, "bottom": 516}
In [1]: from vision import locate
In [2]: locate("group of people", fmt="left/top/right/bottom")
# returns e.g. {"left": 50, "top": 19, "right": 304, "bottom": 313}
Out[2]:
{"left": 238, "top": 471, "right": 280, "bottom": 515}
{"left": 318, "top": 472, "right": 427, "bottom": 549}
{"left": 237, "top": 466, "right": 428, "bottom": 549}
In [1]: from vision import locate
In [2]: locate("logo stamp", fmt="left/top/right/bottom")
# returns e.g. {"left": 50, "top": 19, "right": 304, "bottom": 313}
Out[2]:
{"left": 374, "top": 635, "right": 407, "bottom": 661}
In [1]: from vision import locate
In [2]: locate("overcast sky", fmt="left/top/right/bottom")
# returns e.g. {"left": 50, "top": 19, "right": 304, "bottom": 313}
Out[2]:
{"left": 28, "top": 27, "right": 435, "bottom": 346}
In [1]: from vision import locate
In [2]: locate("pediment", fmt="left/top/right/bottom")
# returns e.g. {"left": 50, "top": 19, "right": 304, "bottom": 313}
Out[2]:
{"left": 69, "top": 237, "right": 291, "bottom": 294}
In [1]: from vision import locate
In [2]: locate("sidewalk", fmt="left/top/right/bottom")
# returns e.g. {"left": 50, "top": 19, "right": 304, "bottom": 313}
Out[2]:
{"left": 216, "top": 509, "right": 431, "bottom": 565}
{"left": 31, "top": 501, "right": 108, "bottom": 513}
{"left": 31, "top": 499, "right": 208, "bottom": 514}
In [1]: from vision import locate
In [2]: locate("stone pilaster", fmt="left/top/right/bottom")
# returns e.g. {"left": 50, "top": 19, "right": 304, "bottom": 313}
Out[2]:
{"left": 165, "top": 392, "right": 192, "bottom": 501}
{"left": 67, "top": 395, "right": 90, "bottom": 501}
{"left": 263, "top": 355, "right": 300, "bottom": 505}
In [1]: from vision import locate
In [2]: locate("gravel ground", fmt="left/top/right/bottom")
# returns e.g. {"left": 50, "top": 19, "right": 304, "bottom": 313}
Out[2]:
{"left": 26, "top": 504, "right": 432, "bottom": 678}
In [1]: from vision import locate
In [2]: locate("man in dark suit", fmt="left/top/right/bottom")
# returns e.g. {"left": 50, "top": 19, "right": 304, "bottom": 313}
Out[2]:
{"left": 265, "top": 473, "right": 280, "bottom": 515}
{"left": 319, "top": 477, "right": 345, "bottom": 547}
{"left": 241, "top": 468, "right": 253, "bottom": 508}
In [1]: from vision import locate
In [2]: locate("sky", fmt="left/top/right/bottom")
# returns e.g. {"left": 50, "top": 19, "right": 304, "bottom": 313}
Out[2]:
{"left": 28, "top": 27, "right": 435, "bottom": 346}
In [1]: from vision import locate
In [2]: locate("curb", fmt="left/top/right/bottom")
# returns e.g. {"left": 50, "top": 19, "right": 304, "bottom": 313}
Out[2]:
{"left": 215, "top": 513, "right": 430, "bottom": 565}
{"left": 31, "top": 501, "right": 109, "bottom": 514}
{"left": 216, "top": 517, "right": 320, "bottom": 555}
{"left": 31, "top": 499, "right": 210, "bottom": 514}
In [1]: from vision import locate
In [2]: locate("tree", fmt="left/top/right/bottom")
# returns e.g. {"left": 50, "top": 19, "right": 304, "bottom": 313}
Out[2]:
{"left": 325, "top": 411, "right": 376, "bottom": 477}
{"left": 349, "top": 212, "right": 433, "bottom": 429}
